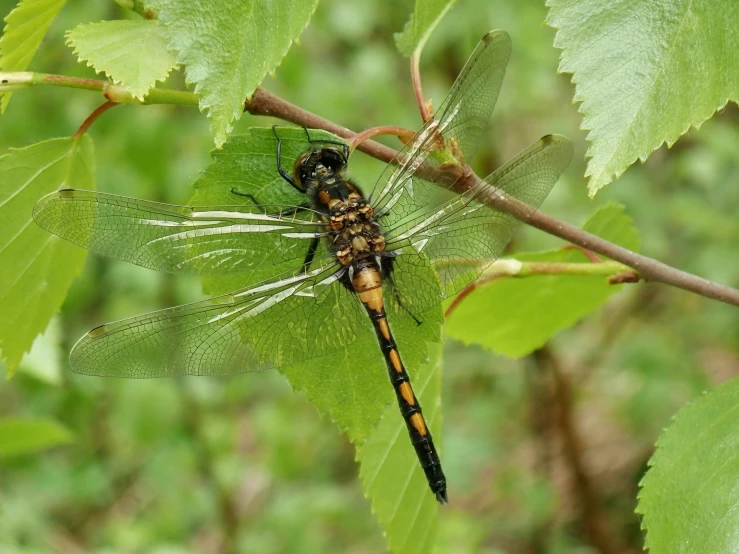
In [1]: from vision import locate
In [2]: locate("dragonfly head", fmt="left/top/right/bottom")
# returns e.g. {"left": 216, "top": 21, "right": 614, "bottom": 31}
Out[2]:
{"left": 294, "top": 147, "right": 348, "bottom": 189}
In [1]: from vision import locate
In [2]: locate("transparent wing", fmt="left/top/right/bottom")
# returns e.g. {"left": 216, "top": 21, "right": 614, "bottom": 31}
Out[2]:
{"left": 369, "top": 30, "right": 511, "bottom": 226}
{"left": 384, "top": 135, "right": 573, "bottom": 313}
{"left": 33, "top": 189, "right": 326, "bottom": 276}
{"left": 68, "top": 260, "right": 377, "bottom": 377}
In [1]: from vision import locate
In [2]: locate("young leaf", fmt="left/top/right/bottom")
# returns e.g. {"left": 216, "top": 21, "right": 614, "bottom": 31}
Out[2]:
{"left": 188, "top": 128, "right": 444, "bottom": 444}
{"left": 150, "top": 0, "right": 319, "bottom": 147}
{"left": 0, "top": 417, "right": 73, "bottom": 457}
{"left": 66, "top": 20, "right": 177, "bottom": 100}
{"left": 358, "top": 343, "right": 443, "bottom": 554}
{"left": 546, "top": 1, "right": 739, "bottom": 195}
{"left": 638, "top": 378, "right": 739, "bottom": 553}
{"left": 0, "top": 0, "right": 67, "bottom": 112}
{"left": 0, "top": 136, "right": 95, "bottom": 375}
{"left": 395, "top": 0, "right": 459, "bottom": 57}
{"left": 444, "top": 203, "right": 639, "bottom": 357}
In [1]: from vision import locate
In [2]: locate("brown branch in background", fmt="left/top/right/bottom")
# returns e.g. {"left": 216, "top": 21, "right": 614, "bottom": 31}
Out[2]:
{"left": 526, "top": 361, "right": 559, "bottom": 552}
{"left": 243, "top": 87, "right": 739, "bottom": 308}
{"left": 178, "top": 382, "right": 239, "bottom": 554}
{"left": 533, "top": 347, "right": 624, "bottom": 554}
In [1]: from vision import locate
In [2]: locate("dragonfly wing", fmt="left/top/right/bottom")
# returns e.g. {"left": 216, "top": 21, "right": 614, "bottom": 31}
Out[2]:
{"left": 69, "top": 259, "right": 375, "bottom": 377}
{"left": 384, "top": 135, "right": 573, "bottom": 311}
{"left": 370, "top": 30, "right": 511, "bottom": 224}
{"left": 33, "top": 189, "right": 325, "bottom": 275}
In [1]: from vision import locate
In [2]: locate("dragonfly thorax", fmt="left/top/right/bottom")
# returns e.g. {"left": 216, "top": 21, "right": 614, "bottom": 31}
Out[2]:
{"left": 319, "top": 190, "right": 385, "bottom": 266}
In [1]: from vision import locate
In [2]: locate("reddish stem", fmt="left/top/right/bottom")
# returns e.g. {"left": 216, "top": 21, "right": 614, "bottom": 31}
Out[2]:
{"left": 411, "top": 52, "right": 431, "bottom": 123}
{"left": 562, "top": 244, "right": 603, "bottom": 263}
{"left": 348, "top": 126, "right": 416, "bottom": 152}
{"left": 444, "top": 278, "right": 494, "bottom": 318}
{"left": 73, "top": 101, "right": 117, "bottom": 138}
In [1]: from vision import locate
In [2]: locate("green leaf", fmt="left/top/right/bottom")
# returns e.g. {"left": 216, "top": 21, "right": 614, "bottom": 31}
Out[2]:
{"left": 0, "top": 417, "right": 73, "bottom": 457}
{"left": 0, "top": 0, "right": 67, "bottom": 112}
{"left": 66, "top": 20, "right": 177, "bottom": 100}
{"left": 444, "top": 203, "right": 639, "bottom": 358}
{"left": 358, "top": 343, "right": 442, "bottom": 554}
{"left": 637, "top": 378, "right": 739, "bottom": 553}
{"left": 546, "top": 1, "right": 739, "bottom": 196}
{"left": 189, "top": 128, "right": 443, "bottom": 444}
{"left": 395, "top": 0, "right": 459, "bottom": 57}
{"left": 17, "top": 316, "right": 63, "bottom": 385}
{"left": 0, "top": 136, "right": 95, "bottom": 375}
{"left": 150, "top": 0, "right": 319, "bottom": 147}
{"left": 190, "top": 127, "right": 334, "bottom": 290}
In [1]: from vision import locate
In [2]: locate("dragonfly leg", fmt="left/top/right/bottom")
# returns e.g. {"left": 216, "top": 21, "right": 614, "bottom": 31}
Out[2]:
{"left": 229, "top": 188, "right": 311, "bottom": 217}
{"left": 229, "top": 189, "right": 261, "bottom": 205}
{"left": 272, "top": 125, "right": 305, "bottom": 193}
{"left": 301, "top": 236, "right": 320, "bottom": 273}
{"left": 303, "top": 126, "right": 349, "bottom": 160}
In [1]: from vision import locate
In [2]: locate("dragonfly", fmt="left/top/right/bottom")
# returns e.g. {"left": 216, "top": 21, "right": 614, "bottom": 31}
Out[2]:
{"left": 33, "top": 30, "right": 572, "bottom": 504}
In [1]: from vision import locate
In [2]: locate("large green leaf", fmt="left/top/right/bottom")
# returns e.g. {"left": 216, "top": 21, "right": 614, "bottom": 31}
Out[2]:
{"left": 395, "top": 0, "right": 459, "bottom": 57}
{"left": 444, "top": 203, "right": 639, "bottom": 357}
{"left": 0, "top": 417, "right": 73, "bottom": 457}
{"left": 546, "top": 1, "right": 739, "bottom": 195}
{"left": 358, "top": 343, "right": 443, "bottom": 554}
{"left": 190, "top": 127, "right": 335, "bottom": 290}
{"left": 66, "top": 20, "right": 177, "bottom": 100}
{"left": 0, "top": 136, "right": 95, "bottom": 375}
{"left": 150, "top": 0, "right": 319, "bottom": 147}
{"left": 0, "top": 0, "right": 67, "bottom": 112}
{"left": 637, "top": 378, "right": 739, "bottom": 553}
{"left": 189, "top": 128, "right": 443, "bottom": 444}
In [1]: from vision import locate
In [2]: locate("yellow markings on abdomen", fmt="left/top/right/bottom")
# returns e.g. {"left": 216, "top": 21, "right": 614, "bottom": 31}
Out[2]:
{"left": 410, "top": 413, "right": 428, "bottom": 436}
{"left": 377, "top": 317, "right": 390, "bottom": 340}
{"left": 388, "top": 349, "right": 402, "bottom": 373}
{"left": 398, "top": 381, "right": 415, "bottom": 405}
{"left": 354, "top": 268, "right": 384, "bottom": 312}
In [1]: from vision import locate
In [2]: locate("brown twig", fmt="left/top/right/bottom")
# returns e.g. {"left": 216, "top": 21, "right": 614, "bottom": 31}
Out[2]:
{"left": 411, "top": 51, "right": 432, "bottom": 122}
{"left": 73, "top": 101, "right": 117, "bottom": 138}
{"left": 347, "top": 125, "right": 416, "bottom": 152}
{"left": 243, "top": 87, "right": 739, "bottom": 308}
{"left": 11, "top": 71, "right": 737, "bottom": 307}
{"left": 533, "top": 347, "right": 624, "bottom": 554}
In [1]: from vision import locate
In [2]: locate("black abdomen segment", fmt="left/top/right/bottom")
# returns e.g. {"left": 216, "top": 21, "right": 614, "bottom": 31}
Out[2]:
{"left": 353, "top": 266, "right": 448, "bottom": 504}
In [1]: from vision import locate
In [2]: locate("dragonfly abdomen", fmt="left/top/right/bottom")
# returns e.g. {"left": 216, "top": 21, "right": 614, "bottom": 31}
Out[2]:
{"left": 352, "top": 263, "right": 448, "bottom": 504}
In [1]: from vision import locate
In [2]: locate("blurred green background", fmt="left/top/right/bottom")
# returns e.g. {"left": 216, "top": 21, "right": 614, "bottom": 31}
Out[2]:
{"left": 1, "top": 0, "right": 738, "bottom": 552}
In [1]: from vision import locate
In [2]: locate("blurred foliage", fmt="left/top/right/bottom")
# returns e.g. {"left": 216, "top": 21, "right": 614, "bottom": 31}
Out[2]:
{"left": 0, "top": 0, "right": 738, "bottom": 552}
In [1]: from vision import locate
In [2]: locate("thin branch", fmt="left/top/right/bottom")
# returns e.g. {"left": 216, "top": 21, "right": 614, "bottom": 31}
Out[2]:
{"left": 0, "top": 72, "right": 198, "bottom": 106}
{"left": 444, "top": 258, "right": 634, "bottom": 317}
{"left": 243, "top": 88, "right": 739, "bottom": 308}
{"left": 533, "top": 347, "right": 625, "bottom": 554}
{"left": 347, "top": 125, "right": 416, "bottom": 153}
{"left": 6, "top": 70, "right": 738, "bottom": 307}
{"left": 410, "top": 51, "right": 432, "bottom": 122}
{"left": 73, "top": 101, "right": 117, "bottom": 138}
